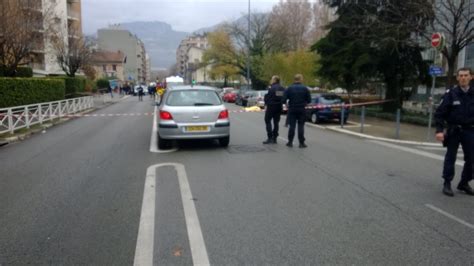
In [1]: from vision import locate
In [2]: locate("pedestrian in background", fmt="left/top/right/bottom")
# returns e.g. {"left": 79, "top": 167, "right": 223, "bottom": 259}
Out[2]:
{"left": 434, "top": 67, "right": 474, "bottom": 197}
{"left": 108, "top": 85, "right": 113, "bottom": 98}
{"left": 138, "top": 85, "right": 144, "bottom": 101}
{"left": 283, "top": 74, "right": 311, "bottom": 148}
{"left": 263, "top": 75, "right": 285, "bottom": 144}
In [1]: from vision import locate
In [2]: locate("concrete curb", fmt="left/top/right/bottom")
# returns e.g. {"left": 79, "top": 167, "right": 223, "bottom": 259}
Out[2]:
{"left": 325, "top": 126, "right": 441, "bottom": 147}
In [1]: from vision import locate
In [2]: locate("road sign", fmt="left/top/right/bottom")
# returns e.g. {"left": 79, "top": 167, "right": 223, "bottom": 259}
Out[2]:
{"left": 429, "top": 66, "right": 443, "bottom": 76}
{"left": 431, "top": 33, "right": 445, "bottom": 51}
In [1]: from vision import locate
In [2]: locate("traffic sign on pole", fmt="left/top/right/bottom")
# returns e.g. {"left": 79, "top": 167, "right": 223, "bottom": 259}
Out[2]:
{"left": 431, "top": 32, "right": 445, "bottom": 51}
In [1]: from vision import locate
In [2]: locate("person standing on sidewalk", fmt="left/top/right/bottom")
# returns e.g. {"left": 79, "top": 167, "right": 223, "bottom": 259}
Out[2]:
{"left": 263, "top": 75, "right": 285, "bottom": 144}
{"left": 434, "top": 67, "right": 474, "bottom": 197}
{"left": 282, "top": 74, "right": 311, "bottom": 148}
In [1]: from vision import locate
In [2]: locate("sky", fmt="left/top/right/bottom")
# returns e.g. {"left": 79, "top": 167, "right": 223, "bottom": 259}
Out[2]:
{"left": 82, "top": 0, "right": 286, "bottom": 34}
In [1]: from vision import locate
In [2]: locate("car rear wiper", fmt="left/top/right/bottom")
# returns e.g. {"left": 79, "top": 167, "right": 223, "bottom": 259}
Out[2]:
{"left": 194, "top": 103, "right": 214, "bottom": 106}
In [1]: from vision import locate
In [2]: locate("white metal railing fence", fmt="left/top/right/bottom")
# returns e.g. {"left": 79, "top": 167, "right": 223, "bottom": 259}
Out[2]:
{"left": 0, "top": 96, "right": 94, "bottom": 134}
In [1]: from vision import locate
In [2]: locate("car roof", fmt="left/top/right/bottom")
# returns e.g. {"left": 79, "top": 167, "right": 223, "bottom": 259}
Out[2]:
{"left": 167, "top": 85, "right": 217, "bottom": 91}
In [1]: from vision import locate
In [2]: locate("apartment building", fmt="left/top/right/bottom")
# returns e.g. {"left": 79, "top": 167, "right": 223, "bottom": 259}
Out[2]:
{"left": 9, "top": 0, "right": 83, "bottom": 76}
{"left": 98, "top": 25, "right": 148, "bottom": 83}
{"left": 176, "top": 34, "right": 209, "bottom": 78}
{"left": 91, "top": 50, "right": 126, "bottom": 81}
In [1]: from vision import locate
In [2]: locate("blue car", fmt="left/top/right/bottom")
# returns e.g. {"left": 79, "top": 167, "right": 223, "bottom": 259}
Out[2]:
{"left": 305, "top": 94, "right": 349, "bottom": 124}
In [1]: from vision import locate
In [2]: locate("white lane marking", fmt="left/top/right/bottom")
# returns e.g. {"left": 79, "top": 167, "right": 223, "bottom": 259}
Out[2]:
{"left": 150, "top": 105, "right": 177, "bottom": 153}
{"left": 175, "top": 164, "right": 210, "bottom": 265}
{"left": 134, "top": 163, "right": 210, "bottom": 266}
{"left": 425, "top": 204, "right": 474, "bottom": 230}
{"left": 418, "top": 146, "right": 464, "bottom": 155}
{"left": 134, "top": 166, "right": 156, "bottom": 266}
{"left": 370, "top": 140, "right": 463, "bottom": 167}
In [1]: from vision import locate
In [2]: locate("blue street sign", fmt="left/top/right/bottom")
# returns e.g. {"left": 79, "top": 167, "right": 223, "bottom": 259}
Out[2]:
{"left": 429, "top": 66, "right": 443, "bottom": 76}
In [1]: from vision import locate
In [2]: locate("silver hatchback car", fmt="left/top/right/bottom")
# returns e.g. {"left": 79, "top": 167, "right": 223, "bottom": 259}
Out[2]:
{"left": 158, "top": 86, "right": 230, "bottom": 149}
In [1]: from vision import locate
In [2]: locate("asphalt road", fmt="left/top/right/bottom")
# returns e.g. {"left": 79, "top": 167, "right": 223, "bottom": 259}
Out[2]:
{"left": 0, "top": 96, "right": 473, "bottom": 265}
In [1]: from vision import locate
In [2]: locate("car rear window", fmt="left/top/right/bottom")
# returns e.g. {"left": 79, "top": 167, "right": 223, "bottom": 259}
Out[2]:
{"left": 166, "top": 90, "right": 222, "bottom": 106}
{"left": 319, "top": 95, "right": 342, "bottom": 105}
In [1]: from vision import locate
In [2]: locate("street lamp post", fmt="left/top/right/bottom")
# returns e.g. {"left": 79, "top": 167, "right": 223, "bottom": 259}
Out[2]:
{"left": 246, "top": 0, "right": 251, "bottom": 91}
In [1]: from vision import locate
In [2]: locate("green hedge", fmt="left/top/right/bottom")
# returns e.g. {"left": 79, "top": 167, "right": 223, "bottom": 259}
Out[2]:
{"left": 0, "top": 78, "right": 65, "bottom": 108}
{"left": 50, "top": 77, "right": 86, "bottom": 98}
{"left": 0, "top": 67, "right": 33, "bottom": 77}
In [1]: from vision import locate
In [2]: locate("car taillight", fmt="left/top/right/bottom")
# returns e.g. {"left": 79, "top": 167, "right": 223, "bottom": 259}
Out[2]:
{"left": 218, "top": 110, "right": 229, "bottom": 119}
{"left": 160, "top": 111, "right": 173, "bottom": 120}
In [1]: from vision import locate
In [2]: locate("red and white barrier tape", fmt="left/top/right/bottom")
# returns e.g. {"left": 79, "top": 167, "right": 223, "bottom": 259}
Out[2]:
{"left": 0, "top": 99, "right": 392, "bottom": 118}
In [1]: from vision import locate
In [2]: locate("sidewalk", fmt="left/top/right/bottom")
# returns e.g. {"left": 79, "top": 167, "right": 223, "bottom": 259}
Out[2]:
{"left": 323, "top": 116, "right": 439, "bottom": 145}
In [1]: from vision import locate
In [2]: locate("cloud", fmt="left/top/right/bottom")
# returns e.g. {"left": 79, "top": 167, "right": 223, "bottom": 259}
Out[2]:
{"left": 82, "top": 0, "right": 281, "bottom": 34}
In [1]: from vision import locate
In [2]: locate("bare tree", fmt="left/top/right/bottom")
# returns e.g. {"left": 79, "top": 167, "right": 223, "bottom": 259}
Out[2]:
{"left": 0, "top": 0, "right": 52, "bottom": 76}
{"left": 268, "top": 0, "right": 313, "bottom": 51}
{"left": 425, "top": 0, "right": 474, "bottom": 88}
{"left": 51, "top": 25, "right": 92, "bottom": 77}
{"left": 310, "top": 1, "right": 336, "bottom": 42}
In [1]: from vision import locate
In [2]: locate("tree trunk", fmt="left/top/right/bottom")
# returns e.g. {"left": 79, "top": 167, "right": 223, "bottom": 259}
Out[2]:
{"left": 382, "top": 76, "right": 401, "bottom": 113}
{"left": 223, "top": 75, "right": 228, "bottom": 87}
{"left": 446, "top": 56, "right": 456, "bottom": 89}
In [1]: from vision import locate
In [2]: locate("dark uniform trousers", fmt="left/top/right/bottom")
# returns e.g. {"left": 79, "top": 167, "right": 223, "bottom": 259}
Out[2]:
{"left": 264, "top": 105, "right": 282, "bottom": 140}
{"left": 288, "top": 107, "right": 306, "bottom": 144}
{"left": 443, "top": 127, "right": 474, "bottom": 183}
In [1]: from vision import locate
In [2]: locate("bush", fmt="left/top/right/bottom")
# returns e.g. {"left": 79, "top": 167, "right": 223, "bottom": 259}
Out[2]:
{"left": 0, "top": 67, "right": 33, "bottom": 77}
{"left": 16, "top": 67, "right": 33, "bottom": 77}
{"left": 49, "top": 76, "right": 87, "bottom": 98}
{"left": 0, "top": 78, "right": 65, "bottom": 108}
{"left": 96, "top": 79, "right": 110, "bottom": 89}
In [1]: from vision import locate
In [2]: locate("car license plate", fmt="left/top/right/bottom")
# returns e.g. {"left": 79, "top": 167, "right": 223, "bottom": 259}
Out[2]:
{"left": 186, "top": 126, "right": 209, "bottom": 132}
{"left": 332, "top": 108, "right": 341, "bottom": 112}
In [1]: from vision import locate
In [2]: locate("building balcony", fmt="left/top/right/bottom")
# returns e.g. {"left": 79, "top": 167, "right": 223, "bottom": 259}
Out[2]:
{"left": 67, "top": 10, "right": 80, "bottom": 21}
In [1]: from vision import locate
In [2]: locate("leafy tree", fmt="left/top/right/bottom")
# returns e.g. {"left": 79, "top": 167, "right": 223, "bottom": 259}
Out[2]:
{"left": 316, "top": 0, "right": 433, "bottom": 111}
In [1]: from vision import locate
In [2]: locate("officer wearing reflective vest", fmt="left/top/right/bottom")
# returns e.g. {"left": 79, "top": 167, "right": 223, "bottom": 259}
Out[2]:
{"left": 434, "top": 67, "right": 474, "bottom": 197}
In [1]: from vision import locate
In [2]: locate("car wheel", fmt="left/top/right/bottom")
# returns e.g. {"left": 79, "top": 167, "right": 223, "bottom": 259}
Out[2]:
{"left": 311, "top": 113, "right": 319, "bottom": 124}
{"left": 158, "top": 134, "right": 171, "bottom": 149}
{"left": 218, "top": 136, "right": 230, "bottom": 147}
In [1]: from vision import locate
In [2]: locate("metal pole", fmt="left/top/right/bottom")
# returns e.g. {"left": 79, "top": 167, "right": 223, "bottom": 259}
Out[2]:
{"left": 361, "top": 106, "right": 365, "bottom": 133}
{"left": 246, "top": 0, "right": 251, "bottom": 91}
{"left": 395, "top": 108, "right": 401, "bottom": 139}
{"left": 340, "top": 103, "right": 345, "bottom": 128}
{"left": 427, "top": 75, "right": 435, "bottom": 142}
{"left": 25, "top": 106, "right": 30, "bottom": 129}
{"left": 8, "top": 109, "right": 13, "bottom": 134}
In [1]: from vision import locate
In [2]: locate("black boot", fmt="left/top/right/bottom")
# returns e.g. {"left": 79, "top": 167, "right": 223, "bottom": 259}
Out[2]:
{"left": 299, "top": 143, "right": 308, "bottom": 148}
{"left": 286, "top": 142, "right": 293, "bottom": 147}
{"left": 272, "top": 137, "right": 278, "bottom": 144}
{"left": 263, "top": 139, "right": 273, "bottom": 144}
{"left": 457, "top": 182, "right": 474, "bottom": 196}
{"left": 443, "top": 182, "right": 454, "bottom": 197}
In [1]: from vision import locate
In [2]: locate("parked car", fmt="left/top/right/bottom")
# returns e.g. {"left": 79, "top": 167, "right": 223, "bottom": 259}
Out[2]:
{"left": 157, "top": 86, "right": 230, "bottom": 149}
{"left": 223, "top": 91, "right": 237, "bottom": 103}
{"left": 235, "top": 90, "right": 255, "bottom": 106}
{"left": 246, "top": 91, "right": 268, "bottom": 108}
{"left": 305, "top": 94, "right": 349, "bottom": 124}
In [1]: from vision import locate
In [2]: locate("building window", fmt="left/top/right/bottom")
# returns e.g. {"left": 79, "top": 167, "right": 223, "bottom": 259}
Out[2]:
{"left": 113, "top": 65, "right": 117, "bottom": 71}
{"left": 102, "top": 65, "right": 106, "bottom": 71}
{"left": 466, "top": 43, "right": 474, "bottom": 70}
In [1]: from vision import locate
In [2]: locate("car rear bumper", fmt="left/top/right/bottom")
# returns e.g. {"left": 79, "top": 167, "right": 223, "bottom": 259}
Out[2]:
{"left": 159, "top": 122, "right": 230, "bottom": 139}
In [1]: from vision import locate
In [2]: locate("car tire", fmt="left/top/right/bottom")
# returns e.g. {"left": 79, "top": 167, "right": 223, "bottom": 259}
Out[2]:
{"left": 311, "top": 113, "right": 319, "bottom": 124}
{"left": 158, "top": 134, "right": 171, "bottom": 149}
{"left": 218, "top": 136, "right": 230, "bottom": 147}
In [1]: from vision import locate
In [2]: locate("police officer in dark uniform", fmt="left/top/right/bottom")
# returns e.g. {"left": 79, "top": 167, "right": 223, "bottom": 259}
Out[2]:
{"left": 434, "top": 67, "right": 474, "bottom": 197}
{"left": 263, "top": 75, "right": 286, "bottom": 144}
{"left": 283, "top": 74, "right": 311, "bottom": 148}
